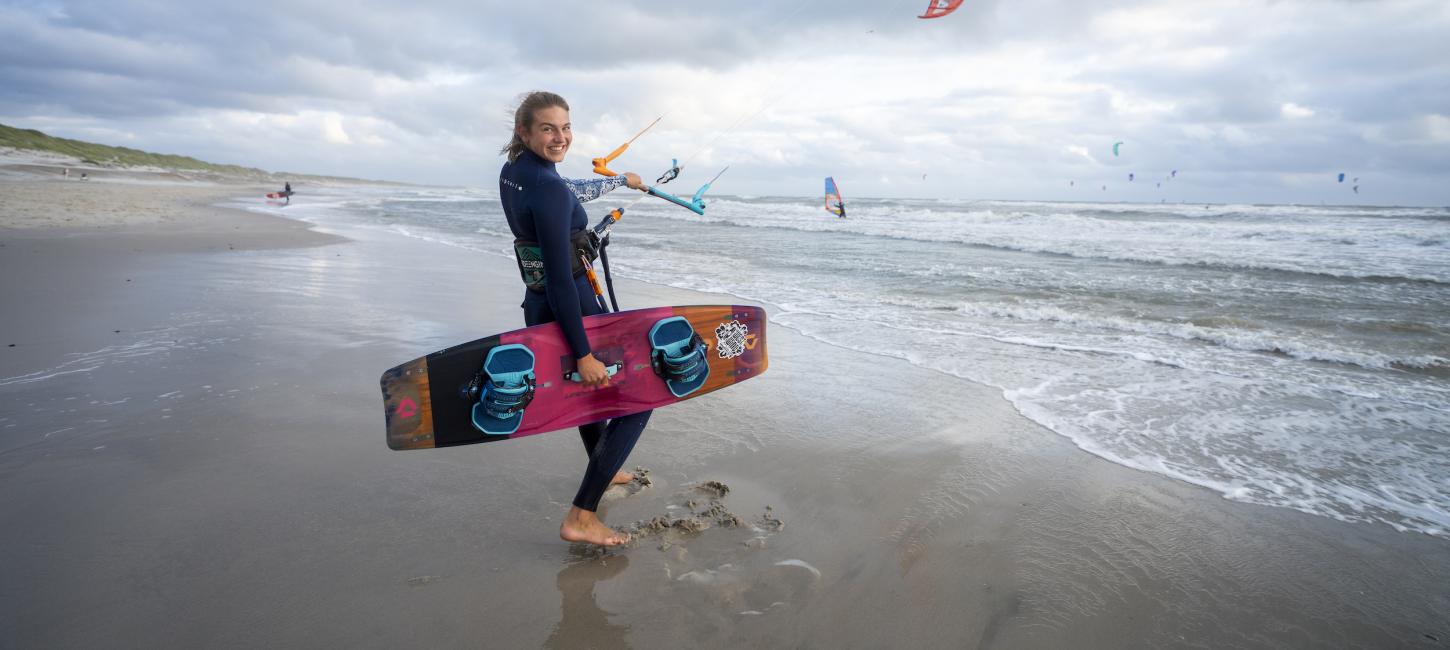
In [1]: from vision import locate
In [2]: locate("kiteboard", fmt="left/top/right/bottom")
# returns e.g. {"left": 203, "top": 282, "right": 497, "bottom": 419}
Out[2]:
{"left": 381, "top": 304, "right": 768, "bottom": 450}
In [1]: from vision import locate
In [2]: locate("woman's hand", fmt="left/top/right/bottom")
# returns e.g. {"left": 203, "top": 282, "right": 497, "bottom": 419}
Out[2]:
{"left": 623, "top": 172, "right": 644, "bottom": 190}
{"left": 575, "top": 353, "right": 611, "bottom": 388}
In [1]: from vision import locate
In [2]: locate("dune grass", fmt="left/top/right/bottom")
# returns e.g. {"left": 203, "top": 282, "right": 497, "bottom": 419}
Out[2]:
{"left": 0, "top": 123, "right": 269, "bottom": 175}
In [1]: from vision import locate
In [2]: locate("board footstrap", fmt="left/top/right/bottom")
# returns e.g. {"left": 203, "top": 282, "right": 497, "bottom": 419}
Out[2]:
{"left": 649, "top": 317, "right": 710, "bottom": 398}
{"left": 470, "top": 344, "right": 536, "bottom": 436}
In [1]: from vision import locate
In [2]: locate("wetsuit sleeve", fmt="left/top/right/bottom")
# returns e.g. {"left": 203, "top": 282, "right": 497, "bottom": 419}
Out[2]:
{"left": 530, "top": 181, "right": 592, "bottom": 358}
{"left": 564, "top": 176, "right": 628, "bottom": 203}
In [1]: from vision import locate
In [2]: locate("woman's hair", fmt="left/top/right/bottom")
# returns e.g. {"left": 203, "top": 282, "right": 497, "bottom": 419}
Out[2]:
{"left": 502, "top": 91, "right": 570, "bottom": 162}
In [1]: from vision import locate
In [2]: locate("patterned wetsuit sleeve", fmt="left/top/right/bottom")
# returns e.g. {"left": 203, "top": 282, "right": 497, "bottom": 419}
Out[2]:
{"left": 530, "top": 181, "right": 592, "bottom": 358}
{"left": 564, "top": 176, "right": 628, "bottom": 203}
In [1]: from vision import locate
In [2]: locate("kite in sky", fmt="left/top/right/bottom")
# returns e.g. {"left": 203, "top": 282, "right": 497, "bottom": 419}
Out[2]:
{"left": 919, "top": 0, "right": 965, "bottom": 19}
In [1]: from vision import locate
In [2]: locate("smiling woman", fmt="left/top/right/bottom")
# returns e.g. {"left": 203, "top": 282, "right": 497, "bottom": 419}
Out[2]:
{"left": 496, "top": 90, "right": 651, "bottom": 548}
{"left": 501, "top": 91, "right": 572, "bottom": 164}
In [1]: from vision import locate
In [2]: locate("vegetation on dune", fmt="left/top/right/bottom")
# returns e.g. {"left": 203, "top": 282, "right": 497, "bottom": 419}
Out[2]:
{"left": 0, "top": 123, "right": 391, "bottom": 184}
{"left": 0, "top": 123, "right": 267, "bottom": 175}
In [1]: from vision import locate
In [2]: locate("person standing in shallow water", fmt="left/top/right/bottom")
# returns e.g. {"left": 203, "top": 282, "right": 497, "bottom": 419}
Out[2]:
{"left": 498, "top": 91, "right": 649, "bottom": 547}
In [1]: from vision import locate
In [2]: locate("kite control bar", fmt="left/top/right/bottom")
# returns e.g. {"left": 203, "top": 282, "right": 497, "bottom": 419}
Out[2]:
{"left": 592, "top": 117, "right": 727, "bottom": 215}
{"left": 642, "top": 165, "right": 728, "bottom": 215}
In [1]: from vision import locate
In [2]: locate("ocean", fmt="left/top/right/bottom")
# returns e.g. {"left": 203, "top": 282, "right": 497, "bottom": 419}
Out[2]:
{"left": 246, "top": 184, "right": 1450, "bottom": 538}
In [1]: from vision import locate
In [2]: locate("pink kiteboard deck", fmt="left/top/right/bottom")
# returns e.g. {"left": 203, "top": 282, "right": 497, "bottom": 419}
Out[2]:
{"left": 381, "top": 305, "right": 768, "bottom": 450}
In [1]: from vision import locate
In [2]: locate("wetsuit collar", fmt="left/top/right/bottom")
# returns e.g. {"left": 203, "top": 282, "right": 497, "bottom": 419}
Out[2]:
{"left": 519, "top": 147, "right": 555, "bottom": 170}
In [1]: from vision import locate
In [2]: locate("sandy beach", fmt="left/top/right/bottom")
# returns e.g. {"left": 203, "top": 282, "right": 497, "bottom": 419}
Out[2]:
{"left": 2, "top": 168, "right": 1447, "bottom": 648}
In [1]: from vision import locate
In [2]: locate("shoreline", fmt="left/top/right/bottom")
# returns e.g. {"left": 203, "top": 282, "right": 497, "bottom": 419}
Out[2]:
{"left": 2, "top": 176, "right": 1447, "bottom": 648}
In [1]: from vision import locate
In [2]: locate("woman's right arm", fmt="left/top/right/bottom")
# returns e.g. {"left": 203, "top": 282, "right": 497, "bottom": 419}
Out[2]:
{"left": 563, "top": 172, "right": 644, "bottom": 203}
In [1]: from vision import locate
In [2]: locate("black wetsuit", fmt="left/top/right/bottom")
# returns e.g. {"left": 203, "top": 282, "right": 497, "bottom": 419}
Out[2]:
{"left": 500, "top": 149, "right": 650, "bottom": 512}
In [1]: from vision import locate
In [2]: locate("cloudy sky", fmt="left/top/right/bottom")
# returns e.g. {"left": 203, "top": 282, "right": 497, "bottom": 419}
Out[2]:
{"left": 3, "top": 0, "right": 1447, "bottom": 204}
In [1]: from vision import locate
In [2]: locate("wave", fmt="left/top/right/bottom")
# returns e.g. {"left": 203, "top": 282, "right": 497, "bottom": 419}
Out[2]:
{"left": 953, "top": 302, "right": 1450, "bottom": 371}
{"left": 650, "top": 210, "right": 1450, "bottom": 284}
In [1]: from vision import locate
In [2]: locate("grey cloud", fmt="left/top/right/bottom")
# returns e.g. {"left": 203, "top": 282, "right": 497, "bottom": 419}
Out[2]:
{"left": 1, "top": 0, "right": 1446, "bottom": 203}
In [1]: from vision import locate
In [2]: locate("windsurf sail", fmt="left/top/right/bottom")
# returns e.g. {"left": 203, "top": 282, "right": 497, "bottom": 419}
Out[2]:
{"left": 824, "top": 177, "right": 845, "bottom": 216}
{"left": 919, "top": 0, "right": 965, "bottom": 19}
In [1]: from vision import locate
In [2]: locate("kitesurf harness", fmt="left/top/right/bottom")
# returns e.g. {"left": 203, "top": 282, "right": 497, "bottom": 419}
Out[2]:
{"left": 513, "top": 228, "right": 601, "bottom": 294}
{"left": 513, "top": 208, "right": 626, "bottom": 313}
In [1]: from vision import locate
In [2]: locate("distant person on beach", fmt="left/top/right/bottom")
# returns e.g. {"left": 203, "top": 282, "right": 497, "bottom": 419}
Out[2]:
{"left": 284, "top": 182, "right": 292, "bottom": 204}
{"left": 80, "top": 172, "right": 88, "bottom": 181}
{"left": 63, "top": 168, "right": 69, "bottom": 179}
{"left": 498, "top": 90, "right": 648, "bottom": 547}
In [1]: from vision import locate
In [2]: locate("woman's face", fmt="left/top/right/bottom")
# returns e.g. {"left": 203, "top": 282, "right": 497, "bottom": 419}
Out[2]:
{"left": 521, "top": 106, "right": 571, "bottom": 163}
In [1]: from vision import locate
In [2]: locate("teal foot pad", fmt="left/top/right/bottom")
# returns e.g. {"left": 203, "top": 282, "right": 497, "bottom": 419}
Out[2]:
{"left": 649, "top": 317, "right": 709, "bottom": 398}
{"left": 471, "top": 344, "right": 536, "bottom": 435}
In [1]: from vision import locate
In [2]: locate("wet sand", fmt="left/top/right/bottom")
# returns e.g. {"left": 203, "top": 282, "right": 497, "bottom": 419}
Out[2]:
{"left": 2, "top": 172, "right": 1447, "bottom": 648}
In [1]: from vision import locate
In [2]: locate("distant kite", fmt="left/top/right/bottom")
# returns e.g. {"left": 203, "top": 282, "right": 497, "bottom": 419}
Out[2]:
{"left": 1128, "top": 173, "right": 1135, "bottom": 182}
{"left": 919, "top": 0, "right": 965, "bottom": 19}
{"left": 1338, "top": 173, "right": 1345, "bottom": 183}
{"left": 1353, "top": 185, "right": 1359, "bottom": 194}
{"left": 1171, "top": 170, "right": 1178, "bottom": 178}
{"left": 1113, "top": 141, "right": 1124, "bottom": 157}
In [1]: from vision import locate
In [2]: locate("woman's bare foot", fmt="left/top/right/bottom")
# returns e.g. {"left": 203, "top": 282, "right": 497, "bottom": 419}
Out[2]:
{"left": 560, "top": 506, "right": 631, "bottom": 546}
{"left": 610, "top": 470, "right": 634, "bottom": 486}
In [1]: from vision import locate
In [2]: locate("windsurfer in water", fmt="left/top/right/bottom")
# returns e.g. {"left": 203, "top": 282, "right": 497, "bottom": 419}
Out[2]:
{"left": 498, "top": 91, "right": 649, "bottom": 547}
{"left": 834, "top": 201, "right": 847, "bottom": 218}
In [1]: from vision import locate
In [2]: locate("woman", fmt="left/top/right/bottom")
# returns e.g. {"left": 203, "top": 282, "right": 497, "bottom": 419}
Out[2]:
{"left": 499, "top": 91, "right": 650, "bottom": 547}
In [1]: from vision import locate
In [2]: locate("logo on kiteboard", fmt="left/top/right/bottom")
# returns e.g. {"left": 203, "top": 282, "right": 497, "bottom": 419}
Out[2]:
{"left": 395, "top": 397, "right": 418, "bottom": 419}
{"left": 714, "top": 321, "right": 752, "bottom": 359}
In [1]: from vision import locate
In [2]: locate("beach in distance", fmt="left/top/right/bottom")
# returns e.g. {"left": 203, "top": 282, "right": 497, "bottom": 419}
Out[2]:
{"left": 2, "top": 164, "right": 1448, "bottom": 648}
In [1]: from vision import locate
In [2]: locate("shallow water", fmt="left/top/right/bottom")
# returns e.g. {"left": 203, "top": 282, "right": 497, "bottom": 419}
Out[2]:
{"left": 244, "top": 186, "right": 1450, "bottom": 537}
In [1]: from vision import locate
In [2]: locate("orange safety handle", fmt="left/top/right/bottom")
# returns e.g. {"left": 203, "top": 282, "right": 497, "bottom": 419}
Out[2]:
{"left": 590, "top": 116, "right": 662, "bottom": 177}
{"left": 581, "top": 254, "right": 604, "bottom": 297}
{"left": 591, "top": 143, "right": 629, "bottom": 177}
